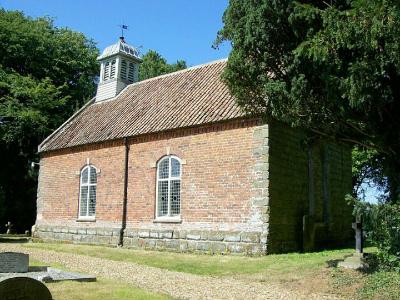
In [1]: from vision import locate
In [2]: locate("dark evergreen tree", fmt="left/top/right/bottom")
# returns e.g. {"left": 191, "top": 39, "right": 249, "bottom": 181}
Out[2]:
{"left": 216, "top": 0, "right": 400, "bottom": 203}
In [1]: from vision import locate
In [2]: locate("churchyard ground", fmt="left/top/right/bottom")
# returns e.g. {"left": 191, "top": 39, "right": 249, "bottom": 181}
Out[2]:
{"left": 1, "top": 241, "right": 399, "bottom": 299}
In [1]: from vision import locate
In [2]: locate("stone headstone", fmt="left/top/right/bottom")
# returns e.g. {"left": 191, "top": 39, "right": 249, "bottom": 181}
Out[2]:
{"left": 0, "top": 276, "right": 52, "bottom": 300}
{"left": 352, "top": 218, "right": 364, "bottom": 254}
{"left": 0, "top": 252, "right": 29, "bottom": 273}
{"left": 338, "top": 217, "right": 369, "bottom": 270}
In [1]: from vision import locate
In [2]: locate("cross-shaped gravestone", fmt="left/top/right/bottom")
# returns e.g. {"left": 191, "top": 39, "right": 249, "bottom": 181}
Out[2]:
{"left": 338, "top": 216, "right": 368, "bottom": 270}
{"left": 352, "top": 216, "right": 363, "bottom": 255}
{"left": 5, "top": 222, "right": 12, "bottom": 235}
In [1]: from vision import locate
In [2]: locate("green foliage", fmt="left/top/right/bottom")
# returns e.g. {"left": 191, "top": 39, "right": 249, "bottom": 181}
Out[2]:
{"left": 358, "top": 271, "right": 400, "bottom": 300}
{"left": 0, "top": 9, "right": 99, "bottom": 232}
{"left": 139, "top": 50, "right": 186, "bottom": 81}
{"left": 217, "top": 0, "right": 400, "bottom": 202}
{"left": 0, "top": 69, "right": 68, "bottom": 145}
{"left": 0, "top": 10, "right": 99, "bottom": 110}
{"left": 352, "top": 146, "right": 387, "bottom": 199}
{"left": 348, "top": 196, "right": 400, "bottom": 270}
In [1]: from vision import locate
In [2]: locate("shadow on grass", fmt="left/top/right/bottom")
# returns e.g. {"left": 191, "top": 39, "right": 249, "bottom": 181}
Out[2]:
{"left": 0, "top": 237, "right": 30, "bottom": 243}
{"left": 326, "top": 259, "right": 344, "bottom": 268}
{"left": 326, "top": 253, "right": 380, "bottom": 274}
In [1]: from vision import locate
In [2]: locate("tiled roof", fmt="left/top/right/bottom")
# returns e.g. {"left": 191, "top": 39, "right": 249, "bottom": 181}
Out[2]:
{"left": 39, "top": 59, "right": 246, "bottom": 153}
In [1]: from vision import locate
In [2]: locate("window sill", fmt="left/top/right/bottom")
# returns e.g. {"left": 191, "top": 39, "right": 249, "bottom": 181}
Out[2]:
{"left": 153, "top": 217, "right": 182, "bottom": 224}
{"left": 76, "top": 217, "right": 96, "bottom": 222}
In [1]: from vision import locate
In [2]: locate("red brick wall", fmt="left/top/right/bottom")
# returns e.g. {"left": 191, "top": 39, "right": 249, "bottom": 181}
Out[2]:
{"left": 37, "top": 141, "right": 125, "bottom": 228}
{"left": 126, "top": 119, "right": 261, "bottom": 230}
{"left": 36, "top": 119, "right": 266, "bottom": 234}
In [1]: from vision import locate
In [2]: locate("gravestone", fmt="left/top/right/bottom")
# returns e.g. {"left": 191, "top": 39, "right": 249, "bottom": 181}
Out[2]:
{"left": 338, "top": 217, "right": 369, "bottom": 270}
{"left": 0, "top": 276, "right": 52, "bottom": 300}
{"left": 5, "top": 222, "right": 13, "bottom": 234}
{"left": 0, "top": 252, "right": 29, "bottom": 273}
{"left": 352, "top": 217, "right": 364, "bottom": 255}
{"left": 0, "top": 251, "right": 96, "bottom": 283}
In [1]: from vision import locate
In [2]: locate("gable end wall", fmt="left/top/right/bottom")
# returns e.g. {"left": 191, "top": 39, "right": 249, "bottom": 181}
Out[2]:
{"left": 267, "top": 122, "right": 353, "bottom": 253}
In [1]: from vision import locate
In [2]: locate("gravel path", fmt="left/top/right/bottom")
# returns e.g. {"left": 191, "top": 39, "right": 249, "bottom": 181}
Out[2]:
{"left": 0, "top": 243, "right": 341, "bottom": 300}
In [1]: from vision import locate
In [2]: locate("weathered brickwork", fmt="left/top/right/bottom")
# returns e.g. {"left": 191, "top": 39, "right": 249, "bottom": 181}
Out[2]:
{"left": 34, "top": 119, "right": 352, "bottom": 254}
{"left": 267, "top": 121, "right": 353, "bottom": 253}
{"left": 36, "top": 140, "right": 125, "bottom": 228}
{"left": 34, "top": 119, "right": 271, "bottom": 254}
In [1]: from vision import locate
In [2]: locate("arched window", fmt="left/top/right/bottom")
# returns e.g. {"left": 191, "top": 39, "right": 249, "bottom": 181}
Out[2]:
{"left": 79, "top": 165, "right": 97, "bottom": 218}
{"left": 156, "top": 156, "right": 181, "bottom": 218}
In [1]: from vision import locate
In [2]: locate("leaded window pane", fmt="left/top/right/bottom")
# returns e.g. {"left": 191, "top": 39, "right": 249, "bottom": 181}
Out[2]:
{"left": 88, "top": 186, "right": 96, "bottom": 216}
{"left": 79, "top": 165, "right": 97, "bottom": 218}
{"left": 157, "top": 156, "right": 181, "bottom": 218}
{"left": 171, "top": 158, "right": 180, "bottom": 177}
{"left": 81, "top": 168, "right": 88, "bottom": 184}
{"left": 158, "top": 181, "right": 168, "bottom": 216}
{"left": 79, "top": 186, "right": 88, "bottom": 216}
{"left": 170, "top": 180, "right": 180, "bottom": 215}
{"left": 158, "top": 158, "right": 169, "bottom": 179}
{"left": 89, "top": 167, "right": 97, "bottom": 184}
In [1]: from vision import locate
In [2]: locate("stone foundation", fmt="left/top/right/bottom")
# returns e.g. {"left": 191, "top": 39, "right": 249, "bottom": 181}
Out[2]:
{"left": 33, "top": 226, "right": 121, "bottom": 246}
{"left": 123, "top": 228, "right": 265, "bottom": 254}
{"left": 33, "top": 225, "right": 266, "bottom": 255}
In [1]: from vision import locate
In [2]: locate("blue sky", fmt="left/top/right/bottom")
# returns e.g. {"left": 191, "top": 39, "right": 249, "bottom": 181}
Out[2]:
{"left": 0, "top": 0, "right": 231, "bottom": 66}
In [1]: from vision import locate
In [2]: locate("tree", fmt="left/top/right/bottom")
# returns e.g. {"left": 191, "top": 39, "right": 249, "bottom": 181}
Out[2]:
{"left": 0, "top": 9, "right": 99, "bottom": 232}
{"left": 216, "top": 0, "right": 400, "bottom": 203}
{"left": 139, "top": 50, "right": 186, "bottom": 81}
{"left": 352, "top": 147, "right": 387, "bottom": 200}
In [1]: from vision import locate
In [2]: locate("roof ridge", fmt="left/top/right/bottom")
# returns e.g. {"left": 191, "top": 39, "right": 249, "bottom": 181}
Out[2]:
{"left": 93, "top": 58, "right": 228, "bottom": 105}
{"left": 123, "top": 58, "right": 227, "bottom": 89}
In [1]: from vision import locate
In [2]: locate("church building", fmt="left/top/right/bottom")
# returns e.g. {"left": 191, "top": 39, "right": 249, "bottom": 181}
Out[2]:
{"left": 33, "top": 38, "right": 353, "bottom": 254}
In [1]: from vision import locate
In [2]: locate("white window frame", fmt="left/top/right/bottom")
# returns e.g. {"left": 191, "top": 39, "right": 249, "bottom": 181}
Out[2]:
{"left": 155, "top": 155, "right": 182, "bottom": 221}
{"left": 78, "top": 165, "right": 97, "bottom": 220}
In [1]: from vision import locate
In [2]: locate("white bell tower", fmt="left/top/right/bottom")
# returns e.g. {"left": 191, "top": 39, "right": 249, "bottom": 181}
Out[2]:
{"left": 96, "top": 37, "right": 142, "bottom": 102}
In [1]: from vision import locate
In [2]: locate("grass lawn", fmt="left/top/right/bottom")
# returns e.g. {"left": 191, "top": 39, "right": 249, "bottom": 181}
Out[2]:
{"left": 23, "top": 242, "right": 400, "bottom": 299}
{"left": 46, "top": 279, "right": 170, "bottom": 300}
{"left": 24, "top": 242, "right": 353, "bottom": 276}
{"left": 29, "top": 259, "right": 171, "bottom": 300}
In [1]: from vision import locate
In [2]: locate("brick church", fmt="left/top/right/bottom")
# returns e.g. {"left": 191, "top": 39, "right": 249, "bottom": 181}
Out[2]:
{"left": 33, "top": 38, "right": 353, "bottom": 254}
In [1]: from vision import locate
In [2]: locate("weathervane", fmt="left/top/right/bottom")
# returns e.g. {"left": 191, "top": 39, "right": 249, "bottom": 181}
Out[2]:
{"left": 118, "top": 24, "right": 128, "bottom": 39}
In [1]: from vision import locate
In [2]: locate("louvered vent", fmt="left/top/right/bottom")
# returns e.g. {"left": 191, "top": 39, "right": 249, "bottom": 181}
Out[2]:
{"left": 110, "top": 60, "right": 116, "bottom": 78}
{"left": 128, "top": 63, "right": 135, "bottom": 83}
{"left": 121, "top": 60, "right": 127, "bottom": 79}
{"left": 103, "top": 62, "right": 110, "bottom": 80}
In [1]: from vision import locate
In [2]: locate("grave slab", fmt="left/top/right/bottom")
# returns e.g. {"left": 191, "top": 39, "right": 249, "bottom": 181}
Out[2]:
{"left": 0, "top": 252, "right": 29, "bottom": 273}
{"left": 0, "top": 266, "right": 96, "bottom": 283}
